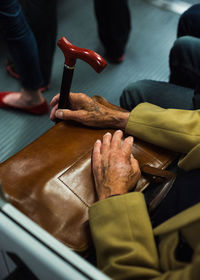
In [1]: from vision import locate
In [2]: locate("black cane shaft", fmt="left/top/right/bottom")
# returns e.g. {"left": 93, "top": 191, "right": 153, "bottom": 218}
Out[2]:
{"left": 58, "top": 65, "right": 74, "bottom": 109}
{"left": 56, "top": 65, "right": 74, "bottom": 123}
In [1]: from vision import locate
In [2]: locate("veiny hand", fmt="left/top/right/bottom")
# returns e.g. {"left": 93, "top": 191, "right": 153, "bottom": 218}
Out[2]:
{"left": 92, "top": 130, "right": 141, "bottom": 200}
{"left": 50, "top": 92, "right": 129, "bottom": 129}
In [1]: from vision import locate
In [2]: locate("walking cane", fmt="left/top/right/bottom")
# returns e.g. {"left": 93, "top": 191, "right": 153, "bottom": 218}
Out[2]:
{"left": 56, "top": 36, "right": 107, "bottom": 120}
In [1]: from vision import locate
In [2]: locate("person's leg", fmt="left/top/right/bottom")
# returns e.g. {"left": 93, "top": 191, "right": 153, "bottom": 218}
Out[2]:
{"left": 150, "top": 168, "right": 200, "bottom": 228}
{"left": 0, "top": 0, "right": 43, "bottom": 91}
{"left": 177, "top": 4, "right": 200, "bottom": 38}
{"left": 148, "top": 168, "right": 200, "bottom": 262}
{"left": 169, "top": 36, "right": 200, "bottom": 89}
{"left": 120, "top": 79, "right": 194, "bottom": 110}
{"left": 0, "top": 0, "right": 48, "bottom": 113}
{"left": 93, "top": 0, "right": 131, "bottom": 61}
{"left": 21, "top": 0, "right": 57, "bottom": 87}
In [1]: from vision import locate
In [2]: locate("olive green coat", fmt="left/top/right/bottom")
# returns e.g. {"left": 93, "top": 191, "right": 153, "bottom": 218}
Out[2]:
{"left": 89, "top": 103, "right": 200, "bottom": 279}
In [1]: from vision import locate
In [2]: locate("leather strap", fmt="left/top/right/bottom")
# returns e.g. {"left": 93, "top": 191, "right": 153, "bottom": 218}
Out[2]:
{"left": 141, "top": 164, "right": 175, "bottom": 179}
{"left": 141, "top": 165, "right": 176, "bottom": 213}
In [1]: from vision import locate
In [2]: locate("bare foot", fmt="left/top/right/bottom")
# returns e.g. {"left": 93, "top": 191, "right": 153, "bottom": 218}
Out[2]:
{"left": 3, "top": 88, "right": 44, "bottom": 108}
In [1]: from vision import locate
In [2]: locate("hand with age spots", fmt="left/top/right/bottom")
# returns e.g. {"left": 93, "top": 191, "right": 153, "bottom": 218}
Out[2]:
{"left": 92, "top": 130, "right": 141, "bottom": 200}
{"left": 50, "top": 92, "right": 129, "bottom": 129}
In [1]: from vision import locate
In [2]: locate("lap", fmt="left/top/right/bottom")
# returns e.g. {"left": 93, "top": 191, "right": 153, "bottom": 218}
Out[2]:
{"left": 120, "top": 79, "right": 194, "bottom": 110}
{"left": 150, "top": 168, "right": 200, "bottom": 228}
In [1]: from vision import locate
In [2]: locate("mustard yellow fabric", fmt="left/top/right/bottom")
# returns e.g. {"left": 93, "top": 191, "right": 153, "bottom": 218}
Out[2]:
{"left": 126, "top": 103, "right": 200, "bottom": 171}
{"left": 89, "top": 103, "right": 200, "bottom": 279}
{"left": 89, "top": 195, "right": 200, "bottom": 279}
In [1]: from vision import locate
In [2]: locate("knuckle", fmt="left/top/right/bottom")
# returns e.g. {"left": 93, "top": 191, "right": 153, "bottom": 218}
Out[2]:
{"left": 135, "top": 168, "right": 141, "bottom": 177}
{"left": 78, "top": 92, "right": 86, "bottom": 99}
{"left": 134, "top": 158, "right": 139, "bottom": 165}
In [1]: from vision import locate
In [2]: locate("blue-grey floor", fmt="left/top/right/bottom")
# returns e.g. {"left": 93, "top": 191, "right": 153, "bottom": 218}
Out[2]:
{"left": 0, "top": 0, "right": 198, "bottom": 162}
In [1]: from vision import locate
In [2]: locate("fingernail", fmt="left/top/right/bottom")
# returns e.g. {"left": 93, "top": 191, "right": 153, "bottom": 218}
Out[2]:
{"left": 96, "top": 139, "right": 101, "bottom": 144}
{"left": 56, "top": 110, "right": 63, "bottom": 119}
{"left": 128, "top": 136, "right": 133, "bottom": 142}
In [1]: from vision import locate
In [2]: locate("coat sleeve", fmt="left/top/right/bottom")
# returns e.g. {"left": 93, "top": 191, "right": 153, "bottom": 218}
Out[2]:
{"left": 89, "top": 193, "right": 200, "bottom": 280}
{"left": 125, "top": 103, "right": 200, "bottom": 154}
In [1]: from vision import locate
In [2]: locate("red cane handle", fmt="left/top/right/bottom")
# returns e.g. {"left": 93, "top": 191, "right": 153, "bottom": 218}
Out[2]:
{"left": 57, "top": 36, "right": 107, "bottom": 72}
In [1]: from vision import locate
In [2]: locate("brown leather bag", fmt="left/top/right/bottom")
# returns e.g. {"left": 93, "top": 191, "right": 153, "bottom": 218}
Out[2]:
{"left": 0, "top": 97, "right": 178, "bottom": 254}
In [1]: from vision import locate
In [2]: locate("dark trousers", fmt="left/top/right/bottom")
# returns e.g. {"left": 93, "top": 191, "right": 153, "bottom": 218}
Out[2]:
{"left": 169, "top": 4, "right": 200, "bottom": 89}
{"left": 177, "top": 4, "right": 200, "bottom": 38}
{"left": 150, "top": 169, "right": 200, "bottom": 262}
{"left": 93, "top": 0, "right": 131, "bottom": 59}
{"left": 120, "top": 4, "right": 200, "bottom": 110}
{"left": 20, "top": 0, "right": 57, "bottom": 86}
{"left": 0, "top": 0, "right": 43, "bottom": 90}
{"left": 151, "top": 169, "right": 200, "bottom": 228}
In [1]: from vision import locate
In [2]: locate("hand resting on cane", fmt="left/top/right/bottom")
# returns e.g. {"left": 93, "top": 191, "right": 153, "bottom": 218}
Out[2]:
{"left": 50, "top": 92, "right": 130, "bottom": 129}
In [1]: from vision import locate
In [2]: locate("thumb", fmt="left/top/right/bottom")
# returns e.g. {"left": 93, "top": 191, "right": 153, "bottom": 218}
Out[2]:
{"left": 130, "top": 154, "right": 141, "bottom": 176}
{"left": 55, "top": 109, "right": 87, "bottom": 122}
{"left": 55, "top": 109, "right": 65, "bottom": 119}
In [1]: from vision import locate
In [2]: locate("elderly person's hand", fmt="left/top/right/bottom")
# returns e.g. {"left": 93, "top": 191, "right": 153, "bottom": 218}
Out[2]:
{"left": 92, "top": 130, "right": 141, "bottom": 200}
{"left": 50, "top": 92, "right": 129, "bottom": 129}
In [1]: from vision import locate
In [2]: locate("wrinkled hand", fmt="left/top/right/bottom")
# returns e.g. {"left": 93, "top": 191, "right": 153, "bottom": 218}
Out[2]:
{"left": 92, "top": 130, "right": 141, "bottom": 200}
{"left": 50, "top": 92, "right": 129, "bottom": 129}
